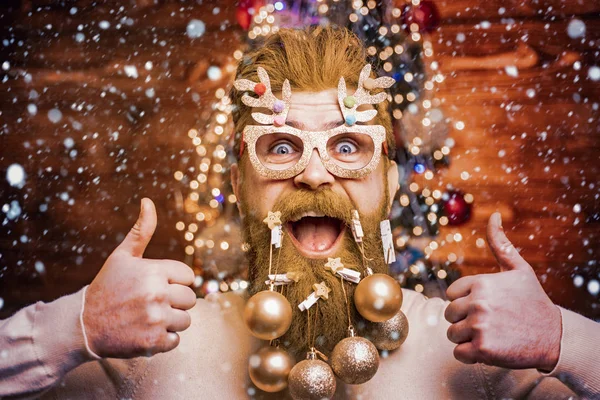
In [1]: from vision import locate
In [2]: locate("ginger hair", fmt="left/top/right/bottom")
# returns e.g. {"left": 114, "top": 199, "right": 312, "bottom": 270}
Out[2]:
{"left": 230, "top": 26, "right": 396, "bottom": 160}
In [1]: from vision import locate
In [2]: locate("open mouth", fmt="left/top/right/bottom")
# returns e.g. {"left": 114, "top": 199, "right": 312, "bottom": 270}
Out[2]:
{"left": 286, "top": 212, "right": 346, "bottom": 258}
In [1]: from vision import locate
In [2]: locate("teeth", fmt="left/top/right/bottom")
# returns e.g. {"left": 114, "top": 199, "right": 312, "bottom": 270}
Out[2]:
{"left": 304, "top": 211, "right": 325, "bottom": 218}
{"left": 291, "top": 211, "right": 326, "bottom": 222}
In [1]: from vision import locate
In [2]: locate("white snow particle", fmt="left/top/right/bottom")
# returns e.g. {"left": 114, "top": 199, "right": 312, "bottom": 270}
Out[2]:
{"left": 505, "top": 65, "right": 519, "bottom": 77}
{"left": 99, "top": 20, "right": 110, "bottom": 30}
{"left": 27, "top": 104, "right": 37, "bottom": 115}
{"left": 7, "top": 164, "right": 26, "bottom": 188}
{"left": 186, "top": 19, "right": 206, "bottom": 39}
{"left": 588, "top": 66, "right": 600, "bottom": 81}
{"left": 526, "top": 88, "right": 536, "bottom": 98}
{"left": 573, "top": 204, "right": 581, "bottom": 213}
{"left": 144, "top": 61, "right": 153, "bottom": 71}
{"left": 207, "top": 66, "right": 222, "bottom": 81}
{"left": 588, "top": 280, "right": 600, "bottom": 296}
{"left": 75, "top": 33, "right": 85, "bottom": 43}
{"left": 35, "top": 261, "right": 45, "bottom": 274}
{"left": 456, "top": 33, "right": 466, "bottom": 43}
{"left": 124, "top": 65, "right": 138, "bottom": 79}
{"left": 567, "top": 19, "right": 586, "bottom": 39}
{"left": 64, "top": 137, "right": 75, "bottom": 149}
{"left": 48, "top": 108, "right": 62, "bottom": 123}
{"left": 145, "top": 88, "right": 155, "bottom": 98}
{"left": 4, "top": 200, "right": 21, "bottom": 219}
{"left": 1, "top": 61, "right": 9, "bottom": 71}
{"left": 573, "top": 275, "right": 584, "bottom": 287}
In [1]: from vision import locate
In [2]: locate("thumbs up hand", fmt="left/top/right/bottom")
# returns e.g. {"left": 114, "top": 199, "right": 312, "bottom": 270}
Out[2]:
{"left": 444, "top": 213, "right": 562, "bottom": 371}
{"left": 82, "top": 198, "right": 196, "bottom": 358}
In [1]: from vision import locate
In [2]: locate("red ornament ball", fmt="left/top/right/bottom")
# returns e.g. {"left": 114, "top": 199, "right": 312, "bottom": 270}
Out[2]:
{"left": 442, "top": 190, "right": 472, "bottom": 226}
{"left": 254, "top": 83, "right": 267, "bottom": 96}
{"left": 236, "top": 0, "right": 261, "bottom": 31}
{"left": 401, "top": 0, "right": 441, "bottom": 34}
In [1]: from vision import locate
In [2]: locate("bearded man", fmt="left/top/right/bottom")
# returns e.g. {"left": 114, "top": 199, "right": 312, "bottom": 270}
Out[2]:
{"left": 1, "top": 27, "right": 599, "bottom": 399}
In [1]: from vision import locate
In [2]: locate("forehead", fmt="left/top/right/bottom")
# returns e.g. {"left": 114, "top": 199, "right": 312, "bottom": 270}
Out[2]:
{"left": 285, "top": 89, "right": 343, "bottom": 131}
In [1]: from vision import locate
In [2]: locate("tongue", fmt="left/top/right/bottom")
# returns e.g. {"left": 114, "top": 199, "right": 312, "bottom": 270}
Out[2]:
{"left": 293, "top": 217, "right": 340, "bottom": 252}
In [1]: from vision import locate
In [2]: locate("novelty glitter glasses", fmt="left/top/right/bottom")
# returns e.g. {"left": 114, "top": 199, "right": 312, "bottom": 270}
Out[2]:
{"left": 234, "top": 64, "right": 395, "bottom": 180}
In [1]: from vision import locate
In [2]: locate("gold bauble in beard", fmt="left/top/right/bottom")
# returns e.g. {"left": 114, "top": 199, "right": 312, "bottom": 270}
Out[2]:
{"left": 248, "top": 346, "right": 295, "bottom": 393}
{"left": 353, "top": 273, "right": 403, "bottom": 322}
{"left": 330, "top": 335, "right": 379, "bottom": 384}
{"left": 288, "top": 355, "right": 336, "bottom": 400}
{"left": 243, "top": 290, "right": 292, "bottom": 340}
{"left": 359, "top": 309, "right": 409, "bottom": 351}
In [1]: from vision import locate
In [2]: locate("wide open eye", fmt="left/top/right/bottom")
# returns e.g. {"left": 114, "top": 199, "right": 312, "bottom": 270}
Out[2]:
{"left": 327, "top": 132, "right": 374, "bottom": 170}
{"left": 271, "top": 141, "right": 297, "bottom": 155}
{"left": 256, "top": 132, "right": 304, "bottom": 171}
{"left": 333, "top": 140, "right": 358, "bottom": 155}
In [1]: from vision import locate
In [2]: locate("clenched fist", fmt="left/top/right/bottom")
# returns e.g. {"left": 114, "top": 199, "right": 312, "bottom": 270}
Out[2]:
{"left": 83, "top": 198, "right": 196, "bottom": 358}
{"left": 444, "top": 212, "right": 562, "bottom": 372}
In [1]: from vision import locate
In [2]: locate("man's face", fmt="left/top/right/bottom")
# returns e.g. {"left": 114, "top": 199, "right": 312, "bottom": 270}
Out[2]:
{"left": 231, "top": 89, "right": 399, "bottom": 356}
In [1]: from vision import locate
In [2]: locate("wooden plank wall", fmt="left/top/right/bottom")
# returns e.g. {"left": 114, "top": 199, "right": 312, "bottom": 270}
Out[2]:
{"left": 0, "top": 0, "right": 598, "bottom": 319}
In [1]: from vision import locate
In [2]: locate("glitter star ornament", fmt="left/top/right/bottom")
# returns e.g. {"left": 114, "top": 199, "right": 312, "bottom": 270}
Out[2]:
{"left": 313, "top": 282, "right": 331, "bottom": 300}
{"left": 324, "top": 257, "right": 344, "bottom": 274}
{"left": 298, "top": 282, "right": 332, "bottom": 311}
{"left": 263, "top": 211, "right": 282, "bottom": 230}
{"left": 324, "top": 258, "right": 361, "bottom": 284}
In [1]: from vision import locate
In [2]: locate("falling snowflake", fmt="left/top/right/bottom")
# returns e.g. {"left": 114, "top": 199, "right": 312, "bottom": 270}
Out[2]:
{"left": 186, "top": 19, "right": 206, "bottom": 39}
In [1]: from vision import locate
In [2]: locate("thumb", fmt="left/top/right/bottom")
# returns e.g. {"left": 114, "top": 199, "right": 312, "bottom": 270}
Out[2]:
{"left": 118, "top": 198, "right": 157, "bottom": 257}
{"left": 486, "top": 212, "right": 530, "bottom": 272}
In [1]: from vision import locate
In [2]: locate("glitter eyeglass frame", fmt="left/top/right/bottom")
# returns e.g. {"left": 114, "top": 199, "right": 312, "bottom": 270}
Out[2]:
{"left": 243, "top": 123, "right": 387, "bottom": 180}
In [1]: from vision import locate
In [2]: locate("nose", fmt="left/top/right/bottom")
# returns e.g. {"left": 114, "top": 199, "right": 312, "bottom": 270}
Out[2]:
{"left": 293, "top": 149, "right": 335, "bottom": 190}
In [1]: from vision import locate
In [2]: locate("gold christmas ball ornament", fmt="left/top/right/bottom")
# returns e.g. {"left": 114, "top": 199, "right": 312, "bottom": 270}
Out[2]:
{"left": 243, "top": 290, "right": 293, "bottom": 340}
{"left": 360, "top": 310, "right": 409, "bottom": 351}
{"left": 288, "top": 356, "right": 336, "bottom": 400}
{"left": 330, "top": 333, "right": 380, "bottom": 384}
{"left": 248, "top": 346, "right": 295, "bottom": 393}
{"left": 353, "top": 272, "right": 403, "bottom": 322}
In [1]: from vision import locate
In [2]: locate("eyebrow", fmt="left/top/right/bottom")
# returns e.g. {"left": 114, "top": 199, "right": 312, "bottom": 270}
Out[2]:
{"left": 286, "top": 119, "right": 344, "bottom": 130}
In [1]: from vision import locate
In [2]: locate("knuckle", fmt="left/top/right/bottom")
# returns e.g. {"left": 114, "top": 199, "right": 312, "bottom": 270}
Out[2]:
{"left": 144, "top": 306, "right": 165, "bottom": 326}
{"left": 473, "top": 278, "right": 488, "bottom": 293}
{"left": 472, "top": 338, "right": 493, "bottom": 363}
{"left": 470, "top": 299, "right": 489, "bottom": 314}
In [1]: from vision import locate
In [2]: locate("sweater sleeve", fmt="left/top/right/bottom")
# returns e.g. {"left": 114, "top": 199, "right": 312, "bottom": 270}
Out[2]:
{"left": 537, "top": 306, "right": 600, "bottom": 398}
{"left": 0, "top": 286, "right": 100, "bottom": 398}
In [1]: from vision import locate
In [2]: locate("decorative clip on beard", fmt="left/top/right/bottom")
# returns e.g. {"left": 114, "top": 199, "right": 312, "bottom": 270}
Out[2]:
{"left": 325, "top": 259, "right": 380, "bottom": 386}
{"left": 245, "top": 210, "right": 296, "bottom": 393}
{"left": 351, "top": 210, "right": 403, "bottom": 323}
{"left": 352, "top": 214, "right": 410, "bottom": 352}
{"left": 289, "top": 281, "right": 337, "bottom": 400}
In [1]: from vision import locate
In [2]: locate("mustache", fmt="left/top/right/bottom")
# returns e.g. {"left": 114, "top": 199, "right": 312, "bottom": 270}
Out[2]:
{"left": 272, "top": 188, "right": 356, "bottom": 226}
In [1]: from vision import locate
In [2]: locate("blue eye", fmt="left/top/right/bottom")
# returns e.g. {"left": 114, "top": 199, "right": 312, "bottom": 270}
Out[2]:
{"left": 271, "top": 142, "right": 295, "bottom": 155}
{"left": 335, "top": 141, "right": 358, "bottom": 155}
